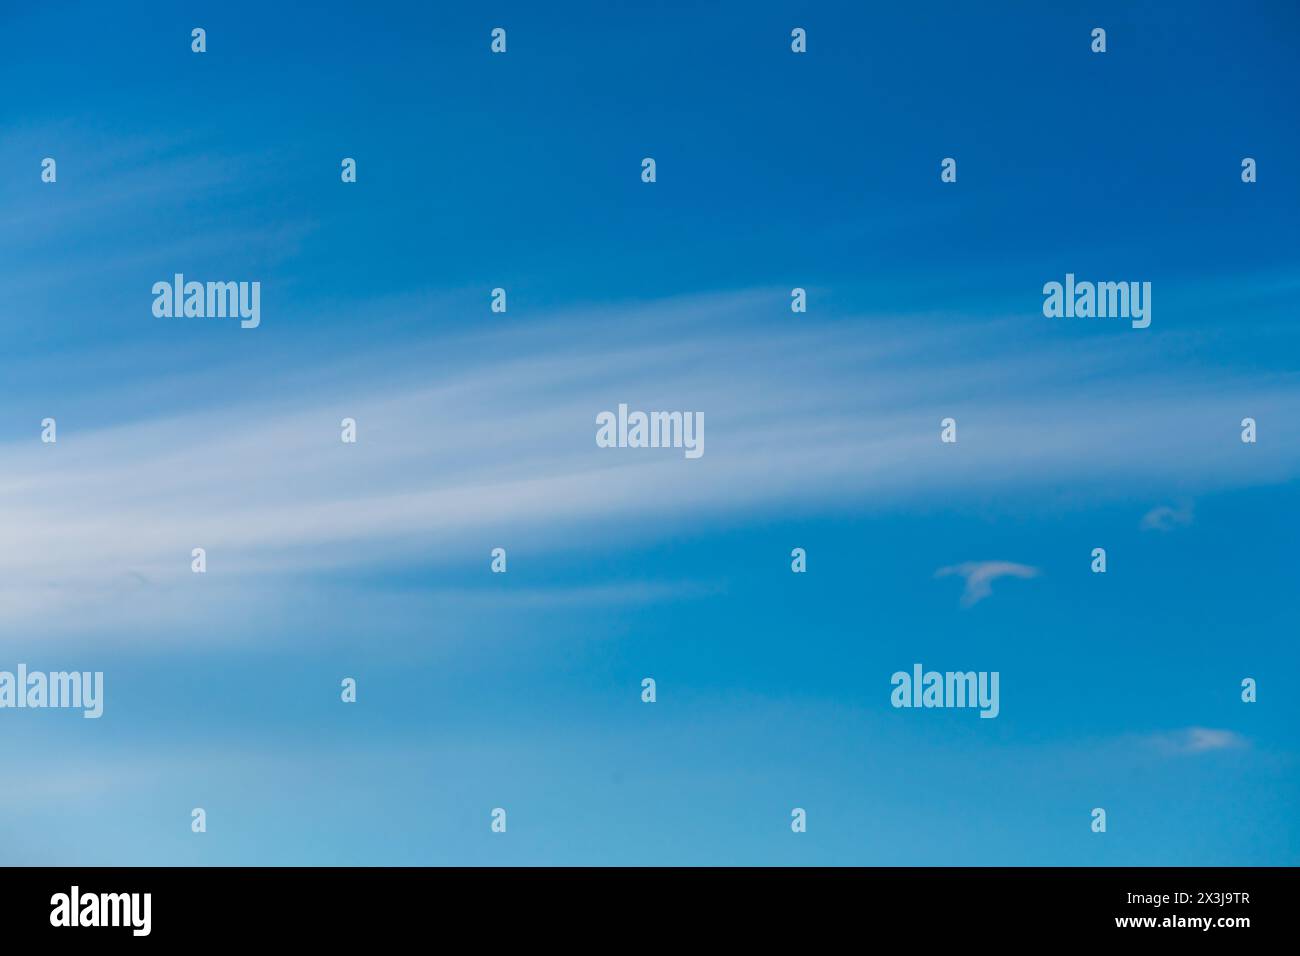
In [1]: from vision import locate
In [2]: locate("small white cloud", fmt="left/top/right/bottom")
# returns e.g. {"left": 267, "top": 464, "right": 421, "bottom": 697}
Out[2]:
{"left": 1148, "top": 727, "right": 1248, "bottom": 755}
{"left": 935, "top": 560, "right": 1040, "bottom": 607}
{"left": 1141, "top": 500, "right": 1194, "bottom": 532}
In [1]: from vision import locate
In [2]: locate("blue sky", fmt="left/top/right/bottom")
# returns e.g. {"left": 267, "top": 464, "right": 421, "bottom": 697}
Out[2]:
{"left": 1, "top": 0, "right": 1297, "bottom": 865}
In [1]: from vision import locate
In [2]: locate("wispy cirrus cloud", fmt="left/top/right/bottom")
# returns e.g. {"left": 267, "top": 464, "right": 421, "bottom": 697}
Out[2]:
{"left": 934, "top": 561, "right": 1041, "bottom": 607}
{"left": 1141, "top": 500, "right": 1195, "bottom": 532}
{"left": 3, "top": 287, "right": 1300, "bottom": 645}
{"left": 1144, "top": 727, "right": 1249, "bottom": 755}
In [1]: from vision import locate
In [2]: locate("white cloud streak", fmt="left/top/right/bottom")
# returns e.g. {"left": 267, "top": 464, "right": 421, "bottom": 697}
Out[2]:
{"left": 2, "top": 291, "right": 1299, "bottom": 642}
{"left": 934, "top": 561, "right": 1041, "bottom": 607}
{"left": 1141, "top": 500, "right": 1195, "bottom": 532}
{"left": 1146, "top": 727, "right": 1249, "bottom": 755}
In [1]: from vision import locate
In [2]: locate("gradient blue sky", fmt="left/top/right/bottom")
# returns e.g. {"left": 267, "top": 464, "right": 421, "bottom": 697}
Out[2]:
{"left": 1, "top": 0, "right": 1298, "bottom": 865}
